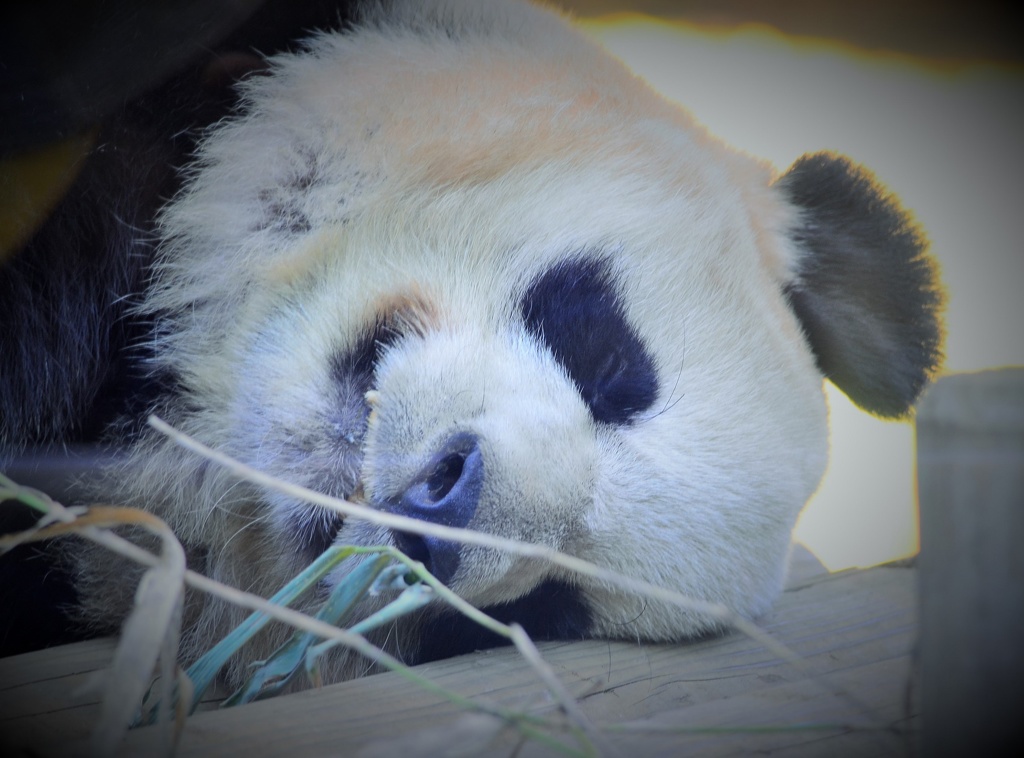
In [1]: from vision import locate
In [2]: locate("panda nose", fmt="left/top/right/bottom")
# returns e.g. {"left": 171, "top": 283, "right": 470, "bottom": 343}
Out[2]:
{"left": 389, "top": 433, "right": 483, "bottom": 584}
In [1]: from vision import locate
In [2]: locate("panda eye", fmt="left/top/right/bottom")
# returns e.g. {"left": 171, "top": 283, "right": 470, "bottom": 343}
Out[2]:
{"left": 519, "top": 256, "right": 658, "bottom": 425}
{"left": 329, "top": 317, "right": 402, "bottom": 393}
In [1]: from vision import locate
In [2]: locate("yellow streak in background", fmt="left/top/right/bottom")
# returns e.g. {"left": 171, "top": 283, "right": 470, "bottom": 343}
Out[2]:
{"left": 581, "top": 16, "right": 1024, "bottom": 571}
{"left": 0, "top": 132, "right": 95, "bottom": 261}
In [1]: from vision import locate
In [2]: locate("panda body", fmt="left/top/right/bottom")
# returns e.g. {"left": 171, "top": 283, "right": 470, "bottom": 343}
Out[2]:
{"left": 1, "top": 0, "right": 942, "bottom": 684}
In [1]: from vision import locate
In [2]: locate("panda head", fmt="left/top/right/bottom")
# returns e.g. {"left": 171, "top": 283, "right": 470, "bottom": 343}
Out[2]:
{"left": 127, "top": 0, "right": 942, "bottom": 666}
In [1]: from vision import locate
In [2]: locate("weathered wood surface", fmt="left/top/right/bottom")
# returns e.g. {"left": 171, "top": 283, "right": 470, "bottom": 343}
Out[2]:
{"left": 916, "top": 368, "right": 1024, "bottom": 756}
{"left": 0, "top": 546, "right": 918, "bottom": 757}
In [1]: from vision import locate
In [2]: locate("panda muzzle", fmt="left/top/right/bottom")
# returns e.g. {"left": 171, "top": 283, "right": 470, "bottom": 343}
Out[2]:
{"left": 385, "top": 432, "right": 484, "bottom": 585}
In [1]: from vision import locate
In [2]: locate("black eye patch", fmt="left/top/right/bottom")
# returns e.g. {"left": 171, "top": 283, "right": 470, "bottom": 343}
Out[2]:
{"left": 328, "top": 306, "right": 411, "bottom": 393}
{"left": 295, "top": 315, "right": 407, "bottom": 559}
{"left": 520, "top": 256, "right": 658, "bottom": 425}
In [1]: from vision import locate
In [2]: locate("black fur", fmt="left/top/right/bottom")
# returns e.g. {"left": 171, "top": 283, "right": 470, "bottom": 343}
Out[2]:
{"left": 329, "top": 308, "right": 410, "bottom": 398}
{"left": 777, "top": 152, "right": 944, "bottom": 417}
{"left": 412, "top": 579, "right": 591, "bottom": 664}
{"left": 0, "top": 0, "right": 359, "bottom": 660}
{"left": 1, "top": 0, "right": 359, "bottom": 452}
{"left": 0, "top": 121, "right": 166, "bottom": 449}
{"left": 0, "top": 503, "right": 87, "bottom": 656}
{"left": 287, "top": 508, "right": 345, "bottom": 562}
{"left": 520, "top": 256, "right": 659, "bottom": 425}
{"left": 285, "top": 313, "right": 416, "bottom": 559}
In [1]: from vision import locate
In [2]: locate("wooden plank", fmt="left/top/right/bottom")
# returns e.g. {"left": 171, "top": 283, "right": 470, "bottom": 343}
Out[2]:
{"left": 916, "top": 368, "right": 1024, "bottom": 756}
{"left": 0, "top": 638, "right": 116, "bottom": 754}
{"left": 0, "top": 637, "right": 224, "bottom": 755}
{"left": 1, "top": 548, "right": 916, "bottom": 758}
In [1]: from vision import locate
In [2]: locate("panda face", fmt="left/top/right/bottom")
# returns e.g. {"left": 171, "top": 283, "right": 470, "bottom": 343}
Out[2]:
{"left": 206, "top": 143, "right": 831, "bottom": 649}
{"left": 59, "top": 0, "right": 941, "bottom": 677}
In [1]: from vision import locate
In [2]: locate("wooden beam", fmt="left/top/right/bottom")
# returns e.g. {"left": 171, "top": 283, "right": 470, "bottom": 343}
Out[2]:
{"left": 0, "top": 548, "right": 918, "bottom": 757}
{"left": 916, "top": 368, "right": 1024, "bottom": 755}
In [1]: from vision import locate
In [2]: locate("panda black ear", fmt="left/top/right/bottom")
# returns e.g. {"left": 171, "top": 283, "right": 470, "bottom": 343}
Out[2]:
{"left": 776, "top": 152, "right": 944, "bottom": 418}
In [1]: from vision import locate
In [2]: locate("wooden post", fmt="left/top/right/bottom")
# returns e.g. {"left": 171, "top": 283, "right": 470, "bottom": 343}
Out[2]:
{"left": 916, "top": 368, "right": 1024, "bottom": 755}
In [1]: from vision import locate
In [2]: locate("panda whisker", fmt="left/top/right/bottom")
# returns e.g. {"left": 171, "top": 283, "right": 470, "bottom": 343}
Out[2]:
{"left": 109, "top": 211, "right": 152, "bottom": 238}
{"left": 616, "top": 599, "right": 649, "bottom": 629}
{"left": 640, "top": 324, "right": 686, "bottom": 424}
{"left": 645, "top": 365, "right": 686, "bottom": 424}
{"left": 201, "top": 479, "right": 258, "bottom": 538}
{"left": 218, "top": 513, "right": 270, "bottom": 560}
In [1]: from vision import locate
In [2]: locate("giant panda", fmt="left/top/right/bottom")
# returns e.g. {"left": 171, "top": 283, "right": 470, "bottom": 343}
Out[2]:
{"left": 0, "top": 0, "right": 942, "bottom": 686}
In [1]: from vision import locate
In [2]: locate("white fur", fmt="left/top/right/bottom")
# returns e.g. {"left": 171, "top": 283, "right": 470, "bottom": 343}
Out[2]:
{"left": 77, "top": 0, "right": 830, "bottom": 681}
